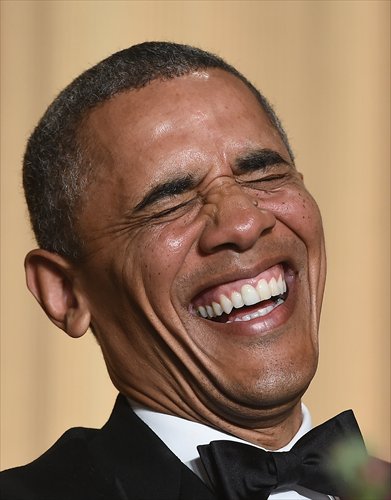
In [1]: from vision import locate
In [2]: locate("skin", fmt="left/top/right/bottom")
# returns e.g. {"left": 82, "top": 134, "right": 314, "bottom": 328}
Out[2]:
{"left": 26, "top": 69, "right": 326, "bottom": 450}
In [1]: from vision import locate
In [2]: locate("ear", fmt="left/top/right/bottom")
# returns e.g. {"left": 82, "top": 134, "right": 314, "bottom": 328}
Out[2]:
{"left": 24, "top": 249, "right": 91, "bottom": 338}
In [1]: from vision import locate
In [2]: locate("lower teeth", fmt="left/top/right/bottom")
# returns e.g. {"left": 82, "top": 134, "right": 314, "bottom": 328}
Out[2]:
{"left": 227, "top": 298, "right": 284, "bottom": 323}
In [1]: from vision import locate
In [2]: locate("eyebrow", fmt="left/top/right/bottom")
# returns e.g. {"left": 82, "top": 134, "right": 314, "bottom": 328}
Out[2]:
{"left": 133, "top": 149, "right": 291, "bottom": 212}
{"left": 134, "top": 174, "right": 197, "bottom": 212}
{"left": 235, "top": 149, "right": 292, "bottom": 173}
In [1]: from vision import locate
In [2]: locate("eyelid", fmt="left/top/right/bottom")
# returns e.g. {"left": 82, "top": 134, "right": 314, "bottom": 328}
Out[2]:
{"left": 257, "top": 173, "right": 287, "bottom": 181}
{"left": 146, "top": 195, "right": 199, "bottom": 221}
{"left": 237, "top": 165, "right": 289, "bottom": 181}
{"left": 239, "top": 160, "right": 290, "bottom": 175}
{"left": 237, "top": 176, "right": 284, "bottom": 188}
{"left": 134, "top": 174, "right": 197, "bottom": 212}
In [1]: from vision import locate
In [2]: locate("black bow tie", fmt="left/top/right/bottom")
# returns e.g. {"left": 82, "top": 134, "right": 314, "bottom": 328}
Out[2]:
{"left": 197, "top": 410, "right": 366, "bottom": 500}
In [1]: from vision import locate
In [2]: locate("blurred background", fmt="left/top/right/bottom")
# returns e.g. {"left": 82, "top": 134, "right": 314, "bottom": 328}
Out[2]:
{"left": 1, "top": 0, "right": 390, "bottom": 469}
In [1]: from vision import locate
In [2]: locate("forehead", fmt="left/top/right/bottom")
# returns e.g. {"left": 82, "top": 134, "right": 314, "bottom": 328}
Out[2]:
{"left": 84, "top": 69, "right": 288, "bottom": 206}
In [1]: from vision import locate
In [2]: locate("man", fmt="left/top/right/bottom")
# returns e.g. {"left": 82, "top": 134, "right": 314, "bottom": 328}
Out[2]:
{"left": 0, "top": 42, "right": 385, "bottom": 500}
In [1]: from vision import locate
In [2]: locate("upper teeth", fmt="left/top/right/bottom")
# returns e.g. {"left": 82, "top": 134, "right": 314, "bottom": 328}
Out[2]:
{"left": 197, "top": 274, "right": 287, "bottom": 319}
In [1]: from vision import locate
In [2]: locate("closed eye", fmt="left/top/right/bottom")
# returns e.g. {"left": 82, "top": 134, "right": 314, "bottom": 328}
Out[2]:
{"left": 134, "top": 174, "right": 197, "bottom": 212}
{"left": 147, "top": 197, "right": 198, "bottom": 220}
{"left": 235, "top": 149, "right": 292, "bottom": 175}
{"left": 248, "top": 174, "right": 287, "bottom": 183}
{"left": 237, "top": 167, "right": 291, "bottom": 188}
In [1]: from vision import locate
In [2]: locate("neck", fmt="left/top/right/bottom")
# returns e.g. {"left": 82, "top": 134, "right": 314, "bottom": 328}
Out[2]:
{"left": 126, "top": 389, "right": 304, "bottom": 450}
{"left": 207, "top": 403, "right": 304, "bottom": 450}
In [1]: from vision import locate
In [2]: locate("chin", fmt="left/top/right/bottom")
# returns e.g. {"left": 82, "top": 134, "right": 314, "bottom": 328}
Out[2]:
{"left": 196, "top": 350, "right": 318, "bottom": 425}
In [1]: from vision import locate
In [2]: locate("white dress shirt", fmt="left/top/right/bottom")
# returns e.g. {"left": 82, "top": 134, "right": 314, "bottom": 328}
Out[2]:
{"left": 129, "top": 400, "right": 335, "bottom": 500}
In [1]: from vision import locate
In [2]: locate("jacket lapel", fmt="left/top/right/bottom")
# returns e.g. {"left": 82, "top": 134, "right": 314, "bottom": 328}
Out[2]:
{"left": 88, "top": 394, "right": 216, "bottom": 500}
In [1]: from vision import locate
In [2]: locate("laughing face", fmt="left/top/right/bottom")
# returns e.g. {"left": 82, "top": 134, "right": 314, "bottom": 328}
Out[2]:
{"left": 76, "top": 69, "right": 326, "bottom": 438}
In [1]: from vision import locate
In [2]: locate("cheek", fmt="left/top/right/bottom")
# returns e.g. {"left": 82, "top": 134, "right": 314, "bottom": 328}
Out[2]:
{"left": 269, "top": 189, "right": 324, "bottom": 246}
{"left": 167, "top": 235, "right": 186, "bottom": 252}
{"left": 138, "top": 222, "right": 201, "bottom": 297}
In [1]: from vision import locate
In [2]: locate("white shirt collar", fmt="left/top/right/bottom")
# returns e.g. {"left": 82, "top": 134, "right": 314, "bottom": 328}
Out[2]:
{"left": 129, "top": 399, "right": 311, "bottom": 474}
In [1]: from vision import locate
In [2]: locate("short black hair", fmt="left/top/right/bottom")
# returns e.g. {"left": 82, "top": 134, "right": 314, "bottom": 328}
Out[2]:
{"left": 23, "top": 41, "right": 294, "bottom": 261}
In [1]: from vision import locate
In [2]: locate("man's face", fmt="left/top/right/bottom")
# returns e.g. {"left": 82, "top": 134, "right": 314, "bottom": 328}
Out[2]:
{"left": 77, "top": 70, "right": 326, "bottom": 425}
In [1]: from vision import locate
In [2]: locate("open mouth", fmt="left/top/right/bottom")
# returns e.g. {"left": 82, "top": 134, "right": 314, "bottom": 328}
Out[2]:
{"left": 191, "top": 264, "right": 289, "bottom": 324}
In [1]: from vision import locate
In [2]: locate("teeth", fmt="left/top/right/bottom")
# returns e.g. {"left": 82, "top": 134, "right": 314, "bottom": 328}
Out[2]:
{"left": 212, "top": 302, "right": 223, "bottom": 316}
{"left": 205, "top": 305, "right": 215, "bottom": 318}
{"left": 231, "top": 291, "right": 244, "bottom": 308}
{"left": 241, "top": 284, "right": 260, "bottom": 306}
{"left": 220, "top": 295, "right": 233, "bottom": 314}
{"left": 226, "top": 298, "right": 284, "bottom": 323}
{"left": 277, "top": 274, "right": 285, "bottom": 294}
{"left": 197, "top": 305, "right": 208, "bottom": 318}
{"left": 197, "top": 273, "right": 287, "bottom": 320}
{"left": 259, "top": 304, "right": 274, "bottom": 316}
{"left": 269, "top": 277, "right": 279, "bottom": 296}
{"left": 256, "top": 278, "right": 272, "bottom": 301}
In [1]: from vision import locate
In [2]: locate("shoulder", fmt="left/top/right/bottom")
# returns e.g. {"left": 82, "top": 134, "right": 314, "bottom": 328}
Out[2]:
{"left": 0, "top": 395, "right": 203, "bottom": 500}
{"left": 0, "top": 426, "right": 112, "bottom": 500}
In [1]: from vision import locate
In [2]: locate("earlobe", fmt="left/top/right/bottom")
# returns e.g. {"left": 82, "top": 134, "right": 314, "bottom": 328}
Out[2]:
{"left": 24, "top": 249, "right": 91, "bottom": 338}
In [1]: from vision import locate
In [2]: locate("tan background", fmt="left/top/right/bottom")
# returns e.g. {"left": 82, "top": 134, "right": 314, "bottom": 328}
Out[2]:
{"left": 1, "top": 0, "right": 390, "bottom": 469}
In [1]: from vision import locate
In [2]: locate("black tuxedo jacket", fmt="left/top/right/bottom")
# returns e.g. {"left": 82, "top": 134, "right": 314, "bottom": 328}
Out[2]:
{"left": 0, "top": 394, "right": 217, "bottom": 500}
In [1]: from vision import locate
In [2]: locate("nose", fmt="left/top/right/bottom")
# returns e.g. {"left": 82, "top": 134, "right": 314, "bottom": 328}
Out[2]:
{"left": 198, "top": 183, "right": 276, "bottom": 254}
